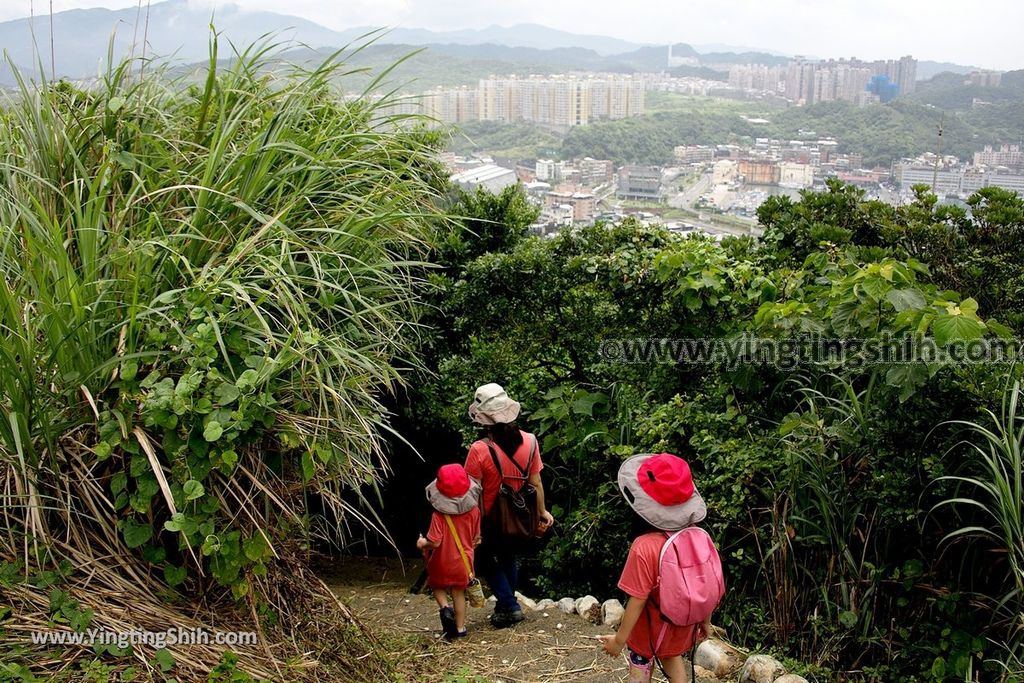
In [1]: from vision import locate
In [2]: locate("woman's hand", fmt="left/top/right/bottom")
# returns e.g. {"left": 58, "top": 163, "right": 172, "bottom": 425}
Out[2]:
{"left": 538, "top": 509, "right": 555, "bottom": 533}
{"left": 416, "top": 534, "right": 429, "bottom": 551}
{"left": 597, "top": 634, "right": 624, "bottom": 657}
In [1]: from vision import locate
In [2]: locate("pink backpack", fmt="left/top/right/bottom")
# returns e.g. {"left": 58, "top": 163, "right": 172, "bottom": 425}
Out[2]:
{"left": 652, "top": 527, "right": 725, "bottom": 651}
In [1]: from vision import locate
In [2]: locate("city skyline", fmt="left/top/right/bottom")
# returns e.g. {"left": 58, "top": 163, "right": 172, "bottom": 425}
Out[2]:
{"left": 0, "top": 0, "right": 1021, "bottom": 71}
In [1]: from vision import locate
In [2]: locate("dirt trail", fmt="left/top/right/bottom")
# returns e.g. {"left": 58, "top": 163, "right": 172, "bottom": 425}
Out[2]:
{"left": 322, "top": 556, "right": 721, "bottom": 683}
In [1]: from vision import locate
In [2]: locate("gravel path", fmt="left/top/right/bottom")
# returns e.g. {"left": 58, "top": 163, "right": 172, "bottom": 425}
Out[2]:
{"left": 322, "top": 556, "right": 723, "bottom": 683}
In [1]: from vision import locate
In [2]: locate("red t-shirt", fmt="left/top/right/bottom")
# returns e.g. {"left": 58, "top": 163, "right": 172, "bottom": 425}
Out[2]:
{"left": 425, "top": 508, "right": 481, "bottom": 589}
{"left": 618, "top": 532, "right": 700, "bottom": 659}
{"left": 464, "top": 432, "right": 543, "bottom": 515}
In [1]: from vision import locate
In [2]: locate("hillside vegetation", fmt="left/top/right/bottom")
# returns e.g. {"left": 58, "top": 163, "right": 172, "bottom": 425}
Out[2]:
{"left": 455, "top": 91, "right": 1024, "bottom": 167}
{"left": 400, "top": 182, "right": 1024, "bottom": 682}
{"left": 3, "top": 32, "right": 1024, "bottom": 683}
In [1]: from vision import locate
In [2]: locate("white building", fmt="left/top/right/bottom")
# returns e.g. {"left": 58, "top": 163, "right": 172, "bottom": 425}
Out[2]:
{"left": 541, "top": 203, "right": 574, "bottom": 227}
{"left": 779, "top": 162, "right": 814, "bottom": 188}
{"left": 713, "top": 160, "right": 738, "bottom": 185}
{"left": 450, "top": 165, "right": 518, "bottom": 194}
{"left": 536, "top": 159, "right": 568, "bottom": 182}
{"left": 894, "top": 159, "right": 1024, "bottom": 196}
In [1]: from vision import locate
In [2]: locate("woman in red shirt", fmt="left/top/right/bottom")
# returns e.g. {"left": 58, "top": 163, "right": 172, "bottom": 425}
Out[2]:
{"left": 417, "top": 464, "right": 482, "bottom": 639}
{"left": 464, "top": 383, "right": 555, "bottom": 628}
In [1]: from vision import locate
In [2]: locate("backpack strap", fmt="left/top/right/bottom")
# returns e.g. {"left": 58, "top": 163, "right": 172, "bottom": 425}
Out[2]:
{"left": 658, "top": 529, "right": 685, "bottom": 569}
{"left": 485, "top": 433, "right": 536, "bottom": 482}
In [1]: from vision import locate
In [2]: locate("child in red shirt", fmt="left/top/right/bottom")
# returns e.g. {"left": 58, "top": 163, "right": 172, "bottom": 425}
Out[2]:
{"left": 598, "top": 454, "right": 717, "bottom": 683}
{"left": 417, "top": 464, "right": 482, "bottom": 640}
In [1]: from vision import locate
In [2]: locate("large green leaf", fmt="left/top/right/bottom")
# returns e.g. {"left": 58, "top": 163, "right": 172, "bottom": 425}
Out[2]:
{"left": 885, "top": 288, "right": 926, "bottom": 312}
{"left": 931, "top": 312, "right": 986, "bottom": 346}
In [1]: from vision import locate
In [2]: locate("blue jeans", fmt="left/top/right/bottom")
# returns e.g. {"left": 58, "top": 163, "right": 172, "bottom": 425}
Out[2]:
{"left": 482, "top": 546, "right": 520, "bottom": 613}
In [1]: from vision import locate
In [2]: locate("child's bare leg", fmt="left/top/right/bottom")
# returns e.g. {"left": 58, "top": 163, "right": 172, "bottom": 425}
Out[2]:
{"left": 432, "top": 588, "right": 449, "bottom": 609}
{"left": 660, "top": 655, "right": 691, "bottom": 683}
{"left": 627, "top": 650, "right": 653, "bottom": 683}
{"left": 451, "top": 588, "right": 466, "bottom": 631}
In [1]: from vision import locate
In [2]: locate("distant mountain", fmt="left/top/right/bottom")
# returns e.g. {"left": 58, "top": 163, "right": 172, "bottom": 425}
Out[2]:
{"left": 0, "top": 0, "right": 994, "bottom": 88}
{"left": 333, "top": 23, "right": 643, "bottom": 56}
{"left": 699, "top": 51, "right": 790, "bottom": 67}
{"left": 692, "top": 43, "right": 791, "bottom": 57}
{"left": 904, "top": 68, "right": 1024, "bottom": 110}
{"left": 0, "top": 0, "right": 346, "bottom": 80}
{"left": 276, "top": 43, "right": 727, "bottom": 93}
{"left": 0, "top": 62, "right": 25, "bottom": 87}
{"left": 917, "top": 60, "right": 982, "bottom": 81}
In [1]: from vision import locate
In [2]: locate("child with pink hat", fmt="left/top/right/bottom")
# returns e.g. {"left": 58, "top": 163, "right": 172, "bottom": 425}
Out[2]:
{"left": 417, "top": 463, "right": 483, "bottom": 640}
{"left": 597, "top": 453, "right": 724, "bottom": 682}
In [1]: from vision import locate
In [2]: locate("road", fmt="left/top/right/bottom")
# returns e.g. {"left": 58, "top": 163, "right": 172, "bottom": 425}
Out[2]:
{"left": 667, "top": 173, "right": 761, "bottom": 238}
{"left": 668, "top": 172, "right": 711, "bottom": 210}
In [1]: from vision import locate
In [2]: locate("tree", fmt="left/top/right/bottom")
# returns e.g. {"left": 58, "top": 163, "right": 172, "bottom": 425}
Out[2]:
{"left": 438, "top": 185, "right": 540, "bottom": 270}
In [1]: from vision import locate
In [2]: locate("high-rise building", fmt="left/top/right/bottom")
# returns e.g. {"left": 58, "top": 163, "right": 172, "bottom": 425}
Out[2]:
{"left": 785, "top": 58, "right": 816, "bottom": 103}
{"left": 968, "top": 71, "right": 1003, "bottom": 87}
{"left": 478, "top": 78, "right": 519, "bottom": 122}
{"left": 894, "top": 55, "right": 918, "bottom": 95}
{"left": 974, "top": 144, "right": 1024, "bottom": 168}
{"left": 737, "top": 64, "right": 784, "bottom": 93}
{"left": 421, "top": 87, "right": 478, "bottom": 123}
{"left": 475, "top": 74, "right": 644, "bottom": 127}
{"left": 780, "top": 55, "right": 917, "bottom": 105}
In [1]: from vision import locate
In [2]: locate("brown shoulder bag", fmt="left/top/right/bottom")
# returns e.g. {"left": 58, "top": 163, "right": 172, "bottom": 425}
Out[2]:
{"left": 485, "top": 434, "right": 540, "bottom": 540}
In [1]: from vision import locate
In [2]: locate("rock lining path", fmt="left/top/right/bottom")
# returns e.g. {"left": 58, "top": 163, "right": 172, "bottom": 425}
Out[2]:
{"left": 322, "top": 556, "right": 742, "bottom": 683}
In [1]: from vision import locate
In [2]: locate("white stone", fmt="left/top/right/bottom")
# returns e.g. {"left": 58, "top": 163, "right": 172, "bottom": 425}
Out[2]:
{"left": 694, "top": 638, "right": 747, "bottom": 678}
{"left": 514, "top": 591, "right": 538, "bottom": 611}
{"left": 738, "top": 655, "right": 785, "bottom": 683}
{"left": 775, "top": 676, "right": 808, "bottom": 683}
{"left": 575, "top": 595, "right": 601, "bottom": 624}
{"left": 486, "top": 595, "right": 497, "bottom": 604}
{"left": 557, "top": 597, "right": 576, "bottom": 614}
{"left": 536, "top": 598, "right": 558, "bottom": 611}
{"left": 601, "top": 599, "right": 625, "bottom": 629}
{"left": 694, "top": 664, "right": 716, "bottom": 679}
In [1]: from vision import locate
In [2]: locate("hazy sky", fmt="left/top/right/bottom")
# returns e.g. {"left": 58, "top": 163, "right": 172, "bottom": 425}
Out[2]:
{"left": 2, "top": 0, "right": 1021, "bottom": 70}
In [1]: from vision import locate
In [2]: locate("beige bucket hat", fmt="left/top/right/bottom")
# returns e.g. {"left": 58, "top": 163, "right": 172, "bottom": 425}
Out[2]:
{"left": 468, "top": 383, "right": 521, "bottom": 425}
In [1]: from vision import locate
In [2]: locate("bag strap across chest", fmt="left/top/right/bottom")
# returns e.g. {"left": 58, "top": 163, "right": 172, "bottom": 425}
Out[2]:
{"left": 485, "top": 434, "right": 537, "bottom": 484}
{"left": 444, "top": 514, "right": 475, "bottom": 580}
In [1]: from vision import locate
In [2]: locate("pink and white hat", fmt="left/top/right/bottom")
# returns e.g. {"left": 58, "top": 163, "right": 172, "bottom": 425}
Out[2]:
{"left": 426, "top": 464, "right": 481, "bottom": 515}
{"left": 617, "top": 453, "right": 707, "bottom": 531}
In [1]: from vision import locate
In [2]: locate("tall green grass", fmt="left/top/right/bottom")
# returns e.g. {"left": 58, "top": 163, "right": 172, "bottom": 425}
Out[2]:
{"left": 0, "top": 34, "right": 445, "bottom": 678}
{"left": 936, "top": 380, "right": 1024, "bottom": 676}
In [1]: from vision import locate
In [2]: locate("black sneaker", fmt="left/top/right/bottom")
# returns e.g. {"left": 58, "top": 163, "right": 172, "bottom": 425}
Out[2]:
{"left": 439, "top": 606, "right": 457, "bottom": 639}
{"left": 489, "top": 608, "right": 526, "bottom": 629}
